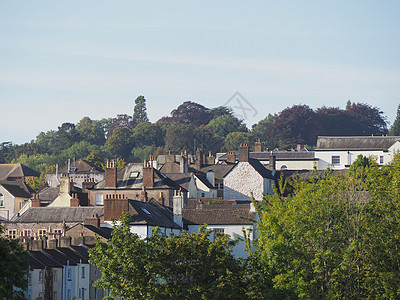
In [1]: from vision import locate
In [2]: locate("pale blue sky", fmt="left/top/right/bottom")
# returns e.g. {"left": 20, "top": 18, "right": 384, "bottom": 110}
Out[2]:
{"left": 1, "top": 1, "right": 399, "bottom": 144}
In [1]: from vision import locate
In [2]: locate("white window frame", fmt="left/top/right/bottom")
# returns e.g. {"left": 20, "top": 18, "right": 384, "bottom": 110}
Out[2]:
{"left": 331, "top": 155, "right": 340, "bottom": 165}
{"left": 95, "top": 194, "right": 104, "bottom": 205}
{"left": 38, "top": 229, "right": 47, "bottom": 237}
{"left": 0, "top": 193, "right": 4, "bottom": 207}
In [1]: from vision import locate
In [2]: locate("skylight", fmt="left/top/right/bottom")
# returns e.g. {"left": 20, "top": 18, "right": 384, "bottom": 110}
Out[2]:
{"left": 141, "top": 208, "right": 151, "bottom": 215}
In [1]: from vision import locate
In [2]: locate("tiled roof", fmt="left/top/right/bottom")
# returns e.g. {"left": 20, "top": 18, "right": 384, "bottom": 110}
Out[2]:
{"left": 0, "top": 181, "right": 32, "bottom": 198}
{"left": 0, "top": 163, "right": 40, "bottom": 180}
{"left": 15, "top": 207, "right": 104, "bottom": 223}
{"left": 199, "top": 165, "right": 235, "bottom": 180}
{"left": 316, "top": 136, "right": 400, "bottom": 150}
{"left": 92, "top": 163, "right": 182, "bottom": 191}
{"left": 218, "top": 151, "right": 316, "bottom": 161}
{"left": 29, "top": 251, "right": 63, "bottom": 268}
{"left": 58, "top": 159, "right": 102, "bottom": 173}
{"left": 183, "top": 205, "right": 256, "bottom": 225}
{"left": 129, "top": 199, "right": 181, "bottom": 229}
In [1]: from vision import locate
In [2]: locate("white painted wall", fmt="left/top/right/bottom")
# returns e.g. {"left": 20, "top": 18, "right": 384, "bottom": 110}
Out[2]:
{"left": 224, "top": 162, "right": 273, "bottom": 201}
{"left": 315, "top": 150, "right": 391, "bottom": 170}
{"left": 187, "top": 224, "right": 255, "bottom": 258}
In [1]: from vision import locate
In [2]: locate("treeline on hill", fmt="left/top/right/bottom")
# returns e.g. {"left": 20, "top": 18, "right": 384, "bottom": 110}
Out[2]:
{"left": 0, "top": 96, "right": 398, "bottom": 176}
{"left": 89, "top": 155, "right": 400, "bottom": 299}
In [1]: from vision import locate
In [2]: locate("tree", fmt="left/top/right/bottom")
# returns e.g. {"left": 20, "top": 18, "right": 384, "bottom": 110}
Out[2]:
{"left": 53, "top": 123, "right": 81, "bottom": 154}
{"left": 131, "top": 122, "right": 165, "bottom": 148}
{"left": 224, "top": 132, "right": 254, "bottom": 152}
{"left": 389, "top": 104, "right": 400, "bottom": 136}
{"left": 158, "top": 101, "right": 213, "bottom": 126}
{"left": 251, "top": 114, "right": 277, "bottom": 147}
{"left": 164, "top": 123, "right": 198, "bottom": 154}
{"left": 76, "top": 117, "right": 106, "bottom": 145}
{"left": 0, "top": 226, "right": 29, "bottom": 299}
{"left": 132, "top": 95, "right": 149, "bottom": 126}
{"left": 0, "top": 142, "right": 14, "bottom": 164}
{"left": 258, "top": 171, "right": 369, "bottom": 298}
{"left": 89, "top": 213, "right": 244, "bottom": 299}
{"left": 105, "top": 127, "right": 134, "bottom": 161}
{"left": 207, "top": 114, "right": 248, "bottom": 138}
{"left": 345, "top": 102, "right": 388, "bottom": 135}
{"left": 107, "top": 114, "right": 134, "bottom": 140}
{"left": 265, "top": 104, "right": 319, "bottom": 148}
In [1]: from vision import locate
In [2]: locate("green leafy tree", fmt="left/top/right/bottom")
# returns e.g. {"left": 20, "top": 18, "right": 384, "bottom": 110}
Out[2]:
{"left": 0, "top": 226, "right": 29, "bottom": 299}
{"left": 224, "top": 132, "right": 254, "bottom": 152}
{"left": 131, "top": 122, "right": 165, "bottom": 148}
{"left": 390, "top": 104, "right": 400, "bottom": 136}
{"left": 0, "top": 142, "right": 15, "bottom": 164}
{"left": 76, "top": 117, "right": 106, "bottom": 145}
{"left": 208, "top": 114, "right": 248, "bottom": 138}
{"left": 132, "top": 95, "right": 149, "bottom": 126}
{"left": 258, "top": 171, "right": 368, "bottom": 299}
{"left": 89, "top": 213, "right": 244, "bottom": 299}
{"left": 105, "top": 127, "right": 134, "bottom": 161}
{"left": 131, "top": 145, "right": 157, "bottom": 163}
{"left": 164, "top": 123, "right": 198, "bottom": 154}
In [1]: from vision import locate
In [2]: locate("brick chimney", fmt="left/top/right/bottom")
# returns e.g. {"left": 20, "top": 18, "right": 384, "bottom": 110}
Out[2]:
{"left": 84, "top": 214, "right": 100, "bottom": 227}
{"left": 31, "top": 236, "right": 44, "bottom": 251}
{"left": 105, "top": 159, "right": 117, "bottom": 188}
{"left": 239, "top": 144, "right": 249, "bottom": 162}
{"left": 142, "top": 161, "right": 154, "bottom": 188}
{"left": 255, "top": 139, "right": 262, "bottom": 152}
{"left": 70, "top": 193, "right": 80, "bottom": 207}
{"left": 140, "top": 187, "right": 148, "bottom": 202}
{"left": 47, "top": 238, "right": 58, "bottom": 249}
{"left": 104, "top": 194, "right": 129, "bottom": 221}
{"left": 60, "top": 174, "right": 71, "bottom": 195}
{"left": 82, "top": 179, "right": 95, "bottom": 193}
{"left": 31, "top": 193, "right": 41, "bottom": 207}
{"left": 59, "top": 236, "right": 71, "bottom": 248}
{"left": 149, "top": 155, "right": 158, "bottom": 169}
{"left": 226, "top": 151, "right": 236, "bottom": 164}
{"left": 195, "top": 148, "right": 204, "bottom": 169}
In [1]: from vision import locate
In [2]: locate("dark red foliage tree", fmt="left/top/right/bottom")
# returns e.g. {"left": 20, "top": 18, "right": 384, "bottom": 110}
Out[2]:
{"left": 158, "top": 101, "right": 213, "bottom": 126}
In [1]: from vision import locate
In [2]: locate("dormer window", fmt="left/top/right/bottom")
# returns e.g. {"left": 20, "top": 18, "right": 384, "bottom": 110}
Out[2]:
{"left": 130, "top": 171, "right": 140, "bottom": 178}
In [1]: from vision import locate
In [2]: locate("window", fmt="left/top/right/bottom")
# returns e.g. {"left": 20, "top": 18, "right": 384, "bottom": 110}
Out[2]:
{"left": 213, "top": 228, "right": 225, "bottom": 234}
{"left": 38, "top": 229, "right": 47, "bottom": 237}
{"left": 380, "top": 155, "right": 384, "bottom": 164}
{"left": 54, "top": 229, "right": 62, "bottom": 235}
{"left": 81, "top": 266, "right": 85, "bottom": 278}
{"left": 95, "top": 194, "right": 104, "bottom": 205}
{"left": 28, "top": 273, "right": 31, "bottom": 286}
{"left": 130, "top": 171, "right": 140, "bottom": 178}
{"left": 67, "top": 289, "right": 71, "bottom": 300}
{"left": 67, "top": 268, "right": 71, "bottom": 280}
{"left": 218, "top": 183, "right": 223, "bottom": 189}
{"left": 201, "top": 192, "right": 205, "bottom": 197}
{"left": 8, "top": 229, "right": 17, "bottom": 239}
{"left": 23, "top": 229, "right": 31, "bottom": 237}
{"left": 39, "top": 271, "right": 43, "bottom": 282}
{"left": 94, "top": 287, "right": 97, "bottom": 300}
{"left": 81, "top": 288, "right": 85, "bottom": 300}
{"left": 0, "top": 193, "right": 4, "bottom": 207}
{"left": 94, "top": 267, "right": 98, "bottom": 276}
{"left": 331, "top": 156, "right": 340, "bottom": 165}
{"left": 54, "top": 291, "right": 57, "bottom": 300}
{"left": 54, "top": 270, "right": 57, "bottom": 282}
{"left": 141, "top": 208, "right": 151, "bottom": 215}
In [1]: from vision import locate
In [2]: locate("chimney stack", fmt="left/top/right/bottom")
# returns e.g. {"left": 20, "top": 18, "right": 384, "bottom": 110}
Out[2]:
{"left": 173, "top": 189, "right": 185, "bottom": 228}
{"left": 239, "top": 144, "right": 249, "bottom": 162}
{"left": 105, "top": 159, "right": 117, "bottom": 188}
{"left": 269, "top": 151, "right": 276, "bottom": 171}
{"left": 255, "top": 139, "right": 262, "bottom": 152}
{"left": 226, "top": 151, "right": 236, "bottom": 164}
{"left": 84, "top": 214, "right": 100, "bottom": 227}
{"left": 297, "top": 144, "right": 302, "bottom": 152}
{"left": 180, "top": 152, "right": 188, "bottom": 173}
{"left": 104, "top": 194, "right": 129, "bottom": 221}
{"left": 31, "top": 193, "right": 41, "bottom": 207}
{"left": 70, "top": 193, "right": 80, "bottom": 207}
{"left": 195, "top": 148, "right": 204, "bottom": 169}
{"left": 142, "top": 161, "right": 154, "bottom": 188}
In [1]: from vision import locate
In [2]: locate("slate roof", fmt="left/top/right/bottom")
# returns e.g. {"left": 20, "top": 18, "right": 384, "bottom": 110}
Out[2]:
{"left": 0, "top": 163, "right": 40, "bottom": 180}
{"left": 57, "top": 247, "right": 89, "bottom": 264}
{"left": 128, "top": 199, "right": 181, "bottom": 229}
{"left": 183, "top": 205, "right": 256, "bottom": 225}
{"left": 0, "top": 181, "right": 32, "bottom": 198}
{"left": 66, "top": 223, "right": 112, "bottom": 240}
{"left": 15, "top": 207, "right": 104, "bottom": 223}
{"left": 199, "top": 165, "right": 235, "bottom": 180}
{"left": 316, "top": 136, "right": 400, "bottom": 151}
{"left": 27, "top": 253, "right": 46, "bottom": 269}
{"left": 29, "top": 251, "right": 63, "bottom": 268}
{"left": 42, "top": 249, "right": 78, "bottom": 266}
{"left": 92, "top": 163, "right": 182, "bottom": 191}
{"left": 165, "top": 172, "right": 215, "bottom": 191}
{"left": 58, "top": 159, "right": 102, "bottom": 173}
{"left": 218, "top": 151, "right": 316, "bottom": 161}
{"left": 223, "top": 159, "right": 274, "bottom": 180}
{"left": 37, "top": 186, "right": 60, "bottom": 202}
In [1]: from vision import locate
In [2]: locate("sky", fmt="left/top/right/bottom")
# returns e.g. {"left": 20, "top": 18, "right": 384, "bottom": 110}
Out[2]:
{"left": 1, "top": 1, "right": 399, "bottom": 144}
